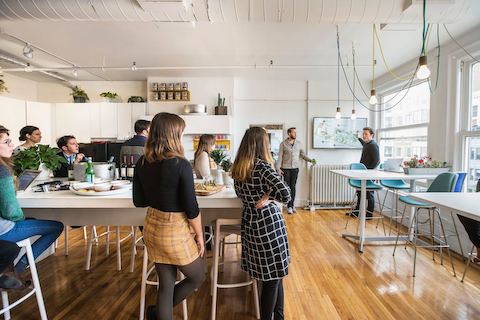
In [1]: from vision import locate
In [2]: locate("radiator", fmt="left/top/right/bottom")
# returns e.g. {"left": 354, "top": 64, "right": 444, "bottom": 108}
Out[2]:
{"left": 309, "top": 164, "right": 355, "bottom": 208}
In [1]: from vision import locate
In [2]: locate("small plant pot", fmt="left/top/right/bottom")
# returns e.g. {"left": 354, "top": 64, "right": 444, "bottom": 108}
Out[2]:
{"left": 215, "top": 106, "right": 228, "bottom": 115}
{"left": 403, "top": 167, "right": 450, "bottom": 175}
{"left": 222, "top": 171, "right": 233, "bottom": 187}
{"left": 73, "top": 96, "right": 87, "bottom": 103}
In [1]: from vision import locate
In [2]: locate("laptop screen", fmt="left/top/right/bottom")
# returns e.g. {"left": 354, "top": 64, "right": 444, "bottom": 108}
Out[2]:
{"left": 18, "top": 170, "right": 41, "bottom": 191}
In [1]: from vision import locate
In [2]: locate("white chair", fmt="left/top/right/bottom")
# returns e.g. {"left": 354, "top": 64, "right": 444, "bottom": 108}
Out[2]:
{"left": 58, "top": 225, "right": 98, "bottom": 256}
{"left": 139, "top": 247, "right": 188, "bottom": 320}
{"left": 211, "top": 218, "right": 260, "bottom": 320}
{"left": 85, "top": 225, "right": 136, "bottom": 271}
{"left": 0, "top": 238, "right": 48, "bottom": 320}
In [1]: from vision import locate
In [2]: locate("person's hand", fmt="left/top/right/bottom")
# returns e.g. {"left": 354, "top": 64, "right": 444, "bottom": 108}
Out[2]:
{"left": 311, "top": 159, "right": 317, "bottom": 165}
{"left": 255, "top": 193, "right": 272, "bottom": 209}
{"left": 357, "top": 131, "right": 363, "bottom": 139}
{"left": 195, "top": 234, "right": 205, "bottom": 257}
{"left": 75, "top": 153, "right": 85, "bottom": 163}
{"left": 278, "top": 169, "right": 284, "bottom": 176}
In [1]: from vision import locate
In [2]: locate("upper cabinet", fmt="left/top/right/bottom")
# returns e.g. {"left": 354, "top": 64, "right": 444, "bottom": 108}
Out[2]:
{"left": 0, "top": 96, "right": 26, "bottom": 146}
{"left": 181, "top": 115, "right": 232, "bottom": 135}
{"left": 26, "top": 102, "right": 54, "bottom": 147}
{"left": 55, "top": 103, "right": 92, "bottom": 143}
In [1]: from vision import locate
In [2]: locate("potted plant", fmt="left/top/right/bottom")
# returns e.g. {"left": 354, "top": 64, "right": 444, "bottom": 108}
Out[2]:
{"left": 13, "top": 145, "right": 67, "bottom": 180}
{"left": 214, "top": 93, "right": 228, "bottom": 115}
{"left": 210, "top": 149, "right": 227, "bottom": 184}
{"left": 127, "top": 96, "right": 145, "bottom": 103}
{"left": 100, "top": 91, "right": 119, "bottom": 102}
{"left": 220, "top": 158, "right": 233, "bottom": 186}
{"left": 0, "top": 76, "right": 8, "bottom": 95}
{"left": 402, "top": 156, "right": 450, "bottom": 175}
{"left": 70, "top": 86, "right": 89, "bottom": 103}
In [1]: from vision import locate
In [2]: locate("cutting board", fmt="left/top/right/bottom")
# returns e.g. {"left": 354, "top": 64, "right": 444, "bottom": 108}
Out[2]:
{"left": 195, "top": 185, "right": 225, "bottom": 196}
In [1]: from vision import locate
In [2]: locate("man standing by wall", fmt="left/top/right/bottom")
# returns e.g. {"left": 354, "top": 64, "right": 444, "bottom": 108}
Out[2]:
{"left": 353, "top": 127, "right": 380, "bottom": 218}
{"left": 276, "top": 127, "right": 316, "bottom": 214}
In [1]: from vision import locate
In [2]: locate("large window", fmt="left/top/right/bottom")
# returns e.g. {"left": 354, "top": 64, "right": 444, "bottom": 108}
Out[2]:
{"left": 379, "top": 82, "right": 430, "bottom": 161}
{"left": 464, "top": 62, "right": 480, "bottom": 191}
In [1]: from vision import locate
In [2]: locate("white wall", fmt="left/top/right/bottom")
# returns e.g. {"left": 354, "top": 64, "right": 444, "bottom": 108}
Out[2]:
{"left": 1, "top": 73, "right": 37, "bottom": 101}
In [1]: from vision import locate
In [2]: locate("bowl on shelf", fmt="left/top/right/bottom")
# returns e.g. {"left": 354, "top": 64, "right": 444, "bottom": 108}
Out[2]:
{"left": 183, "top": 104, "right": 207, "bottom": 114}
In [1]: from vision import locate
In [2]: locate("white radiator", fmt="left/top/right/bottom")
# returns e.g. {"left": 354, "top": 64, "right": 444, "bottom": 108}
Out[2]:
{"left": 309, "top": 164, "right": 355, "bottom": 208}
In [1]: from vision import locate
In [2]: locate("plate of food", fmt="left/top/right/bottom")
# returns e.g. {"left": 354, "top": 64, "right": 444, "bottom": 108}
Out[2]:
{"left": 194, "top": 182, "right": 225, "bottom": 196}
{"left": 70, "top": 181, "right": 132, "bottom": 196}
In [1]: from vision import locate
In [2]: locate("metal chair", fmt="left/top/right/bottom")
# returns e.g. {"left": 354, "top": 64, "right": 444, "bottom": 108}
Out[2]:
{"left": 393, "top": 172, "right": 457, "bottom": 277}
{"left": 379, "top": 179, "right": 410, "bottom": 235}
{"left": 345, "top": 163, "right": 385, "bottom": 234}
{"left": 460, "top": 177, "right": 480, "bottom": 282}
{"left": 0, "top": 239, "right": 47, "bottom": 320}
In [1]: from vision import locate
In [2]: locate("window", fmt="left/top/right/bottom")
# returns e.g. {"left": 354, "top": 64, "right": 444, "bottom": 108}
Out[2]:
{"left": 378, "top": 82, "right": 430, "bottom": 161}
{"left": 464, "top": 62, "right": 480, "bottom": 191}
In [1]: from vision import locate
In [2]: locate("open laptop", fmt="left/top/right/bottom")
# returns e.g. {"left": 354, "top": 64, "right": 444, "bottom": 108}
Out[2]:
{"left": 17, "top": 169, "right": 41, "bottom": 192}
{"left": 383, "top": 158, "right": 404, "bottom": 172}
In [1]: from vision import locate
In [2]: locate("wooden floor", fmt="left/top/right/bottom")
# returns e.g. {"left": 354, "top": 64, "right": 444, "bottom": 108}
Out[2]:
{"left": 7, "top": 209, "right": 480, "bottom": 320}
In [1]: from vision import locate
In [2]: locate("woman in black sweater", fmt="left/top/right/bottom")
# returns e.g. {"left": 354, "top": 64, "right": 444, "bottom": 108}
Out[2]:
{"left": 133, "top": 113, "right": 205, "bottom": 320}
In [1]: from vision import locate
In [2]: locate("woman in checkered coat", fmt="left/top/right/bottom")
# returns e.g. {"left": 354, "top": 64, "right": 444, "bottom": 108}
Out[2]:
{"left": 231, "top": 127, "right": 291, "bottom": 320}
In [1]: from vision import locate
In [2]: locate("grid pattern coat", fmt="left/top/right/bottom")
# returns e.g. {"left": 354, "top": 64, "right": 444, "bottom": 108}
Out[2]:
{"left": 234, "top": 159, "right": 291, "bottom": 281}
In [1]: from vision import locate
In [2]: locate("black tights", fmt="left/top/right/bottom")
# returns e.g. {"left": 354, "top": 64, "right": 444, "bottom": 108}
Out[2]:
{"left": 261, "top": 279, "right": 284, "bottom": 320}
{"left": 152, "top": 257, "right": 205, "bottom": 320}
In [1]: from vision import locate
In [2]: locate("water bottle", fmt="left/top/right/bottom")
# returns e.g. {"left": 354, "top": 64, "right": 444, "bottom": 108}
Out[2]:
{"left": 85, "top": 157, "right": 95, "bottom": 183}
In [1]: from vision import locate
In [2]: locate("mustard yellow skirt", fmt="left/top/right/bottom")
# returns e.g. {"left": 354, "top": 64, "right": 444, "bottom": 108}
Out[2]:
{"left": 143, "top": 207, "right": 199, "bottom": 266}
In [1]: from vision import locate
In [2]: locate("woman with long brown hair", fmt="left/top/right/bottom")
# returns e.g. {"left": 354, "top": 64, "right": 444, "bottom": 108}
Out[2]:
{"left": 193, "top": 134, "right": 216, "bottom": 180}
{"left": 133, "top": 113, "right": 205, "bottom": 320}
{"left": 231, "top": 127, "right": 291, "bottom": 320}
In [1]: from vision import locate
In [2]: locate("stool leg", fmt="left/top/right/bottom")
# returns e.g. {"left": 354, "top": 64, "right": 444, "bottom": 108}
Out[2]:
{"left": 428, "top": 209, "right": 435, "bottom": 262}
{"left": 85, "top": 225, "right": 94, "bottom": 270}
{"left": 375, "top": 191, "right": 386, "bottom": 235}
{"left": 211, "top": 224, "right": 221, "bottom": 320}
{"left": 116, "top": 226, "right": 122, "bottom": 271}
{"left": 130, "top": 227, "right": 137, "bottom": 273}
{"left": 413, "top": 211, "right": 419, "bottom": 277}
{"left": 436, "top": 209, "right": 456, "bottom": 277}
{"left": 393, "top": 206, "right": 409, "bottom": 256}
{"left": 83, "top": 226, "right": 87, "bottom": 240}
{"left": 106, "top": 226, "right": 110, "bottom": 255}
{"left": 1, "top": 291, "right": 10, "bottom": 320}
{"left": 451, "top": 212, "right": 465, "bottom": 258}
{"left": 24, "top": 240, "right": 48, "bottom": 320}
{"left": 461, "top": 245, "right": 475, "bottom": 282}
{"left": 93, "top": 226, "right": 99, "bottom": 245}
{"left": 139, "top": 248, "right": 148, "bottom": 320}
{"left": 252, "top": 279, "right": 260, "bottom": 319}
{"left": 179, "top": 272, "right": 188, "bottom": 320}
{"left": 64, "top": 225, "right": 69, "bottom": 256}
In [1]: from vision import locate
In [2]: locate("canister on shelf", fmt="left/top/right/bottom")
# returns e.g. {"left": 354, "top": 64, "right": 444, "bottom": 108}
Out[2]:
{"left": 152, "top": 82, "right": 158, "bottom": 91}
{"left": 167, "top": 91, "right": 174, "bottom": 100}
{"left": 159, "top": 92, "right": 167, "bottom": 100}
{"left": 167, "top": 83, "right": 174, "bottom": 91}
{"left": 159, "top": 83, "right": 166, "bottom": 91}
{"left": 182, "top": 82, "right": 188, "bottom": 90}
{"left": 174, "top": 83, "right": 181, "bottom": 91}
{"left": 174, "top": 92, "right": 181, "bottom": 100}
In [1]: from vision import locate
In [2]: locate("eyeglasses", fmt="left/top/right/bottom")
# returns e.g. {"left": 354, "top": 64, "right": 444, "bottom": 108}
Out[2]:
{"left": 0, "top": 139, "right": 12, "bottom": 145}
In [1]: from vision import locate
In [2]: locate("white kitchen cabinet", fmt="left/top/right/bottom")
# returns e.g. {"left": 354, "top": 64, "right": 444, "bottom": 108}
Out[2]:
{"left": 55, "top": 103, "right": 91, "bottom": 143}
{"left": 99, "top": 103, "right": 118, "bottom": 138}
{"left": 117, "top": 103, "right": 133, "bottom": 140}
{"left": 180, "top": 115, "right": 232, "bottom": 134}
{"left": 26, "top": 101, "right": 54, "bottom": 147}
{"left": 0, "top": 96, "right": 26, "bottom": 146}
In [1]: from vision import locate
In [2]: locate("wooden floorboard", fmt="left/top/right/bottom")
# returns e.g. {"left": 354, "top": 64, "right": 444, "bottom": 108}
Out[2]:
{"left": 6, "top": 209, "right": 480, "bottom": 319}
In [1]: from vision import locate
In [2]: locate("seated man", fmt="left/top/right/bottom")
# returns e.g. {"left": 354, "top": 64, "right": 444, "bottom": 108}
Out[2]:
{"left": 119, "top": 119, "right": 150, "bottom": 165}
{"left": 54, "top": 135, "right": 86, "bottom": 177}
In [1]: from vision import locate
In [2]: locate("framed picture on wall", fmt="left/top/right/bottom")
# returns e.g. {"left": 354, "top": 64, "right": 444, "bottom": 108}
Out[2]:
{"left": 312, "top": 117, "right": 367, "bottom": 149}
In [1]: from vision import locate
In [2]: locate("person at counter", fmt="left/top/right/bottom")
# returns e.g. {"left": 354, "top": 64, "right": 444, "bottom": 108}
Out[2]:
{"left": 231, "top": 127, "right": 291, "bottom": 320}
{"left": 13, "top": 125, "right": 42, "bottom": 155}
{"left": 133, "top": 113, "right": 205, "bottom": 320}
{"left": 193, "top": 134, "right": 216, "bottom": 181}
{"left": 54, "top": 135, "right": 86, "bottom": 177}
{"left": 120, "top": 119, "right": 150, "bottom": 165}
{"left": 0, "top": 125, "right": 64, "bottom": 273}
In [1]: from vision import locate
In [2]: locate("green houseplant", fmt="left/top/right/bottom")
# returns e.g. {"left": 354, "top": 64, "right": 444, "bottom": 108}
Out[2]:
{"left": 70, "top": 86, "right": 89, "bottom": 103}
{"left": 210, "top": 149, "right": 227, "bottom": 167}
{"left": 402, "top": 156, "right": 449, "bottom": 175}
{"left": 13, "top": 145, "right": 67, "bottom": 179}
{"left": 220, "top": 158, "right": 233, "bottom": 186}
{"left": 100, "top": 91, "right": 119, "bottom": 102}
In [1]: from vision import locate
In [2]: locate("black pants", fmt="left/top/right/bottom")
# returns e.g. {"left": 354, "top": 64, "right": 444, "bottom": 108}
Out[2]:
{"left": 458, "top": 215, "right": 480, "bottom": 247}
{"left": 282, "top": 168, "right": 299, "bottom": 209}
{"left": 261, "top": 279, "right": 284, "bottom": 320}
{"left": 0, "top": 240, "right": 20, "bottom": 273}
{"left": 355, "top": 190, "right": 375, "bottom": 216}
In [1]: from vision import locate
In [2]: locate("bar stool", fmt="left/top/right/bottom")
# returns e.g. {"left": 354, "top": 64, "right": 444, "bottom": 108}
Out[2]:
{"left": 1, "top": 239, "right": 47, "bottom": 320}
{"left": 461, "top": 245, "right": 478, "bottom": 282}
{"left": 379, "top": 179, "right": 410, "bottom": 235}
{"left": 58, "top": 225, "right": 98, "bottom": 256}
{"left": 211, "top": 218, "right": 260, "bottom": 320}
{"left": 393, "top": 172, "right": 457, "bottom": 277}
{"left": 345, "top": 163, "right": 385, "bottom": 234}
{"left": 139, "top": 247, "right": 188, "bottom": 320}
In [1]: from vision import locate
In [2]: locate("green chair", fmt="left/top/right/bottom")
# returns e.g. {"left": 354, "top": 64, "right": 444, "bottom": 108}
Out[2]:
{"left": 379, "top": 179, "right": 410, "bottom": 235}
{"left": 393, "top": 172, "right": 457, "bottom": 277}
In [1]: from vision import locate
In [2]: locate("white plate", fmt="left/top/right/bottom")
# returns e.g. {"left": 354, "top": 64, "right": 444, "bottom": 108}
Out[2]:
{"left": 69, "top": 185, "right": 132, "bottom": 196}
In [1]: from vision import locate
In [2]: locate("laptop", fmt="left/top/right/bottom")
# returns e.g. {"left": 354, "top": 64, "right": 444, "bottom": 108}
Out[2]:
{"left": 383, "top": 158, "right": 404, "bottom": 172}
{"left": 17, "top": 169, "right": 41, "bottom": 192}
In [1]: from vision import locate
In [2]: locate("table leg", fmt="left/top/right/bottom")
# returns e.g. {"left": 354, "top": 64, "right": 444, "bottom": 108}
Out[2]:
{"left": 359, "top": 180, "right": 367, "bottom": 252}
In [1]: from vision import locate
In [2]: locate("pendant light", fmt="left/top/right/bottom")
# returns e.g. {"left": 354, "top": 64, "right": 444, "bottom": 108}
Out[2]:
{"left": 369, "top": 25, "right": 377, "bottom": 105}
{"left": 416, "top": 0, "right": 430, "bottom": 80}
{"left": 351, "top": 43, "right": 357, "bottom": 120}
{"left": 335, "top": 26, "right": 341, "bottom": 119}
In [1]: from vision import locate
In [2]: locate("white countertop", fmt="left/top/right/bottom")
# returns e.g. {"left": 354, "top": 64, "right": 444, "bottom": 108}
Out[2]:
{"left": 330, "top": 169, "right": 438, "bottom": 180}
{"left": 409, "top": 192, "right": 480, "bottom": 221}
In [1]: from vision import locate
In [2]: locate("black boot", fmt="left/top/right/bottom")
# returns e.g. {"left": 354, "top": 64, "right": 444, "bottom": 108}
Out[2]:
{"left": 146, "top": 305, "right": 157, "bottom": 320}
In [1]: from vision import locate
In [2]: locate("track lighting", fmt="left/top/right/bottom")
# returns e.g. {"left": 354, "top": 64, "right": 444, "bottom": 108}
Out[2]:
{"left": 131, "top": 61, "right": 137, "bottom": 71}
{"left": 416, "top": 55, "right": 431, "bottom": 80}
{"left": 23, "top": 43, "right": 33, "bottom": 59}
{"left": 24, "top": 63, "right": 33, "bottom": 72}
{"left": 72, "top": 69, "right": 78, "bottom": 77}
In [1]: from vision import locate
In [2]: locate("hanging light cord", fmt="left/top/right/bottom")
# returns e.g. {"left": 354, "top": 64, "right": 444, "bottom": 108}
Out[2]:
{"left": 337, "top": 25, "right": 340, "bottom": 108}
{"left": 372, "top": 24, "right": 375, "bottom": 89}
{"left": 443, "top": 24, "right": 480, "bottom": 63}
{"left": 352, "top": 43, "right": 356, "bottom": 110}
{"left": 428, "top": 24, "right": 441, "bottom": 93}
{"left": 421, "top": 0, "right": 427, "bottom": 56}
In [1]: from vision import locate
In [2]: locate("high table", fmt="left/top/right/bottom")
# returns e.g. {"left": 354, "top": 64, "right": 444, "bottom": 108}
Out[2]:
{"left": 330, "top": 170, "right": 437, "bottom": 252}
{"left": 409, "top": 193, "right": 480, "bottom": 221}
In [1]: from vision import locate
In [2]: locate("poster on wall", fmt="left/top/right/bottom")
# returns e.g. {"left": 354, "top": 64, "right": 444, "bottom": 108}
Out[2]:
{"left": 312, "top": 117, "right": 367, "bottom": 149}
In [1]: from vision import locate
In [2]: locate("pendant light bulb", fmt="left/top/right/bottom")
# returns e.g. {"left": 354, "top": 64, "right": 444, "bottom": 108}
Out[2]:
{"left": 72, "top": 69, "right": 78, "bottom": 77}
{"left": 369, "top": 89, "right": 378, "bottom": 105}
{"left": 335, "top": 107, "right": 342, "bottom": 120}
{"left": 351, "top": 109, "right": 357, "bottom": 120}
{"left": 416, "top": 55, "right": 430, "bottom": 80}
{"left": 24, "top": 63, "right": 33, "bottom": 72}
{"left": 131, "top": 61, "right": 137, "bottom": 71}
{"left": 191, "top": 21, "right": 196, "bottom": 28}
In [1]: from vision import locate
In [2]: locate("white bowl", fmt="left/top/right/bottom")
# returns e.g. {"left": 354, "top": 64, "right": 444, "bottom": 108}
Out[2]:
{"left": 111, "top": 180, "right": 131, "bottom": 189}
{"left": 72, "top": 182, "right": 94, "bottom": 190}
{"left": 94, "top": 183, "right": 112, "bottom": 192}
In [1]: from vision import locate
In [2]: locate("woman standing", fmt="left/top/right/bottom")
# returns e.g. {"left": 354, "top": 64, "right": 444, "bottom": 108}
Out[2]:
{"left": 231, "top": 127, "right": 291, "bottom": 320}
{"left": 0, "top": 125, "right": 63, "bottom": 273}
{"left": 193, "top": 134, "right": 216, "bottom": 180}
{"left": 13, "top": 126, "right": 42, "bottom": 155}
{"left": 133, "top": 113, "right": 205, "bottom": 320}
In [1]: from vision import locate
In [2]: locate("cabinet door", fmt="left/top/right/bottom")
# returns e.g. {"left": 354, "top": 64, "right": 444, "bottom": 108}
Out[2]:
{"left": 0, "top": 97, "right": 26, "bottom": 146}
{"left": 55, "top": 103, "right": 91, "bottom": 143}
{"left": 117, "top": 103, "right": 133, "bottom": 140}
{"left": 131, "top": 103, "right": 147, "bottom": 130}
{"left": 99, "top": 103, "right": 118, "bottom": 138}
{"left": 26, "top": 102, "right": 54, "bottom": 147}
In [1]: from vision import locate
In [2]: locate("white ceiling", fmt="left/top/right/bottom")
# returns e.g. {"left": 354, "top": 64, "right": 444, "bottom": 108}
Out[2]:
{"left": 0, "top": 0, "right": 479, "bottom": 83}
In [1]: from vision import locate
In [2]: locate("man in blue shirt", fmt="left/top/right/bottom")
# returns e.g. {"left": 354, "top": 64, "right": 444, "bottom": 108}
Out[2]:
{"left": 119, "top": 120, "right": 150, "bottom": 165}
{"left": 54, "top": 135, "right": 86, "bottom": 177}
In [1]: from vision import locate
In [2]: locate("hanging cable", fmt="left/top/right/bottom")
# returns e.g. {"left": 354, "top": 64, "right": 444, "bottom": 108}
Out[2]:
{"left": 443, "top": 24, "right": 480, "bottom": 63}
{"left": 428, "top": 24, "right": 441, "bottom": 93}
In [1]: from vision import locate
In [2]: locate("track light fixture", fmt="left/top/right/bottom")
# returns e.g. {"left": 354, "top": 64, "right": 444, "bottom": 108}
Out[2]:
{"left": 72, "top": 69, "right": 78, "bottom": 77}
{"left": 131, "top": 61, "right": 137, "bottom": 71}
{"left": 23, "top": 43, "right": 33, "bottom": 59}
{"left": 24, "top": 63, "right": 33, "bottom": 72}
